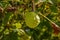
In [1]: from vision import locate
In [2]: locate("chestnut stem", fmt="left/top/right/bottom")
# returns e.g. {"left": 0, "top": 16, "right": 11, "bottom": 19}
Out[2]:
{"left": 32, "top": 0, "right": 35, "bottom": 11}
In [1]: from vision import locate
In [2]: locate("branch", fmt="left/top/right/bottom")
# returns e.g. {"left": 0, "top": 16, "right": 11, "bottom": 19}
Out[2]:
{"left": 38, "top": 12, "right": 53, "bottom": 23}
{"left": 32, "top": 0, "right": 35, "bottom": 11}
{"left": 38, "top": 12, "right": 60, "bottom": 34}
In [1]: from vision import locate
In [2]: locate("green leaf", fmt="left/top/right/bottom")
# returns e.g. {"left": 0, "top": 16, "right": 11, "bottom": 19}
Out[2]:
{"left": 50, "top": 5, "right": 57, "bottom": 13}
{"left": 13, "top": 22, "right": 22, "bottom": 29}
{"left": 3, "top": 12, "right": 13, "bottom": 26}
{"left": 51, "top": 0, "right": 57, "bottom": 5}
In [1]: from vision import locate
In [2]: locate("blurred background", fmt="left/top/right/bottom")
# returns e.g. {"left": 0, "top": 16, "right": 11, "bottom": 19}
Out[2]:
{"left": 0, "top": 0, "right": 60, "bottom": 40}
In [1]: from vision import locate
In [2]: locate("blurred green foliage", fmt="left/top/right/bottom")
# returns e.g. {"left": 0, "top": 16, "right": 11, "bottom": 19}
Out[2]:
{"left": 0, "top": 0, "right": 60, "bottom": 40}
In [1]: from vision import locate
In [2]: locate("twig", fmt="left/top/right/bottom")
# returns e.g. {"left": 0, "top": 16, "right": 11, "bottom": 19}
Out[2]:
{"left": 38, "top": 12, "right": 60, "bottom": 32}
{"left": 32, "top": 0, "right": 35, "bottom": 11}
{"left": 38, "top": 12, "right": 53, "bottom": 23}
